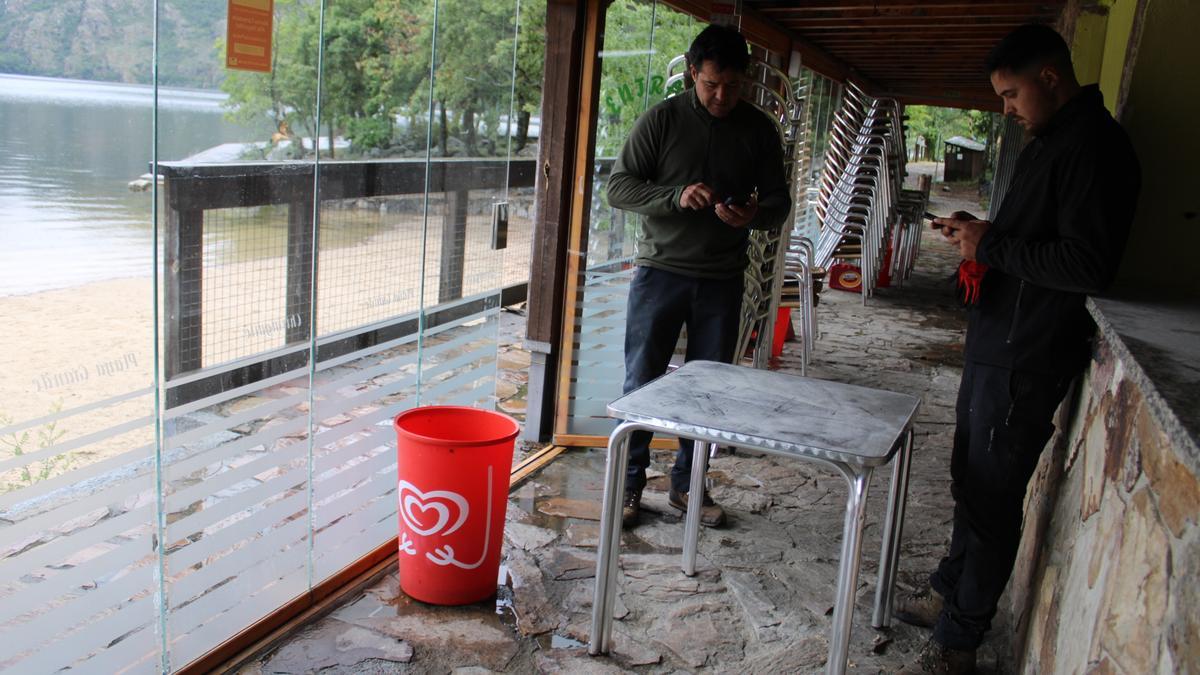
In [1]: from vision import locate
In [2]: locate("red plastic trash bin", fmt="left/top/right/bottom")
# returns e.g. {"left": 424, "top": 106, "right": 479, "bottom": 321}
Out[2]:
{"left": 772, "top": 306, "right": 792, "bottom": 358}
{"left": 393, "top": 406, "right": 520, "bottom": 605}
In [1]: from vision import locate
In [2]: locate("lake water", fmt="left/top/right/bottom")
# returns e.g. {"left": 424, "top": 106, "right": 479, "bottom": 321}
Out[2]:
{"left": 0, "top": 73, "right": 273, "bottom": 296}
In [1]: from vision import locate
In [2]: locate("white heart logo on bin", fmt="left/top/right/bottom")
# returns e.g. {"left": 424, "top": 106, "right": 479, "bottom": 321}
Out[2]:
{"left": 398, "top": 480, "right": 470, "bottom": 537}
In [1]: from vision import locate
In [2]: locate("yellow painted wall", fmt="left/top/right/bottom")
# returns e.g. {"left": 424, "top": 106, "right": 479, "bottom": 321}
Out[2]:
{"left": 1069, "top": 0, "right": 1139, "bottom": 114}
{"left": 1114, "top": 1, "right": 1200, "bottom": 296}
{"left": 1071, "top": 11, "right": 1107, "bottom": 86}
{"left": 1098, "top": 0, "right": 1138, "bottom": 111}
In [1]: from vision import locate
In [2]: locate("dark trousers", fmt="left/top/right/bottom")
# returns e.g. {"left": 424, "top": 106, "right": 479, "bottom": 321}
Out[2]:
{"left": 931, "top": 361, "right": 1072, "bottom": 650}
{"left": 622, "top": 266, "right": 743, "bottom": 494}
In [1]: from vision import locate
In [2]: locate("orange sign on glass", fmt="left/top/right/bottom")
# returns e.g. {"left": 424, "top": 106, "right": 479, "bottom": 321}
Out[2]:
{"left": 226, "top": 0, "right": 274, "bottom": 73}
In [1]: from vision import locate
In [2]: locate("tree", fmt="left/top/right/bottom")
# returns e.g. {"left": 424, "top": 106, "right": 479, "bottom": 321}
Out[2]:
{"left": 219, "top": 0, "right": 541, "bottom": 158}
{"left": 595, "top": 0, "right": 701, "bottom": 157}
{"left": 403, "top": 0, "right": 528, "bottom": 157}
{"left": 904, "top": 105, "right": 995, "bottom": 165}
{"left": 220, "top": 0, "right": 321, "bottom": 152}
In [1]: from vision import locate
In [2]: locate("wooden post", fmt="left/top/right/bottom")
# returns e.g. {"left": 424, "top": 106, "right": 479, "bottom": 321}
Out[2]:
{"left": 522, "top": 0, "right": 592, "bottom": 441}
{"left": 550, "top": 0, "right": 607, "bottom": 444}
{"left": 286, "top": 198, "right": 316, "bottom": 345}
{"left": 165, "top": 204, "right": 204, "bottom": 380}
{"left": 439, "top": 190, "right": 469, "bottom": 302}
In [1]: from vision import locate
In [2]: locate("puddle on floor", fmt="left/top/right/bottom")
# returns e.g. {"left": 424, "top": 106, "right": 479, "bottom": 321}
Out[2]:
{"left": 536, "top": 633, "right": 587, "bottom": 650}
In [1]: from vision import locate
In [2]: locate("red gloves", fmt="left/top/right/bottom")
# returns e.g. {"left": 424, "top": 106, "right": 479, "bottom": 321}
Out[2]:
{"left": 957, "top": 260, "right": 988, "bottom": 305}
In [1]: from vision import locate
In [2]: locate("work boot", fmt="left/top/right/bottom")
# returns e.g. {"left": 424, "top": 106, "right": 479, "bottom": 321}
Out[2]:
{"left": 896, "top": 638, "right": 976, "bottom": 674}
{"left": 621, "top": 488, "right": 642, "bottom": 529}
{"left": 894, "top": 586, "right": 945, "bottom": 628}
{"left": 668, "top": 488, "right": 726, "bottom": 527}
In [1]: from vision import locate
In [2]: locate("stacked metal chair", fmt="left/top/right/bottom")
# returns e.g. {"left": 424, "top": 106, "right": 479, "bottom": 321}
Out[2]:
{"left": 780, "top": 68, "right": 821, "bottom": 373}
{"left": 665, "top": 56, "right": 817, "bottom": 371}
{"left": 813, "top": 82, "right": 928, "bottom": 304}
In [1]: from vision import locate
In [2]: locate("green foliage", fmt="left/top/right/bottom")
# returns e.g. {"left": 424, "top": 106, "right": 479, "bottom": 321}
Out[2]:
{"left": 345, "top": 116, "right": 394, "bottom": 150}
{"left": 905, "top": 105, "right": 997, "bottom": 163}
{"left": 218, "top": 0, "right": 545, "bottom": 157}
{"left": 0, "top": 402, "right": 73, "bottom": 494}
{"left": 0, "top": 0, "right": 225, "bottom": 85}
{"left": 595, "top": 0, "right": 701, "bottom": 157}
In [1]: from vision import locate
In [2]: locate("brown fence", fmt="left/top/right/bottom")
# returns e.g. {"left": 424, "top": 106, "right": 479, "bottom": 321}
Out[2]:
{"left": 160, "top": 158, "right": 536, "bottom": 406}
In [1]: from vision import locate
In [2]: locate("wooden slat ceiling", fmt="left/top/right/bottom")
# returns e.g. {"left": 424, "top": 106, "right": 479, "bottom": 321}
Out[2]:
{"left": 744, "top": 0, "right": 1068, "bottom": 110}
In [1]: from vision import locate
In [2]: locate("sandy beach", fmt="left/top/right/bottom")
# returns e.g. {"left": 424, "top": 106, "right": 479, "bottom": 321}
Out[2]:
{"left": 0, "top": 211, "right": 532, "bottom": 492}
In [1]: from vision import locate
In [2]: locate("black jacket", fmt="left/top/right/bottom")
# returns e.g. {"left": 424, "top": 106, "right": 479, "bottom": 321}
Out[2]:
{"left": 968, "top": 85, "right": 1141, "bottom": 374}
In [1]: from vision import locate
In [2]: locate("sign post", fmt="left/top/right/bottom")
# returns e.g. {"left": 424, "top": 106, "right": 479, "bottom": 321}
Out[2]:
{"left": 226, "top": 0, "right": 274, "bottom": 73}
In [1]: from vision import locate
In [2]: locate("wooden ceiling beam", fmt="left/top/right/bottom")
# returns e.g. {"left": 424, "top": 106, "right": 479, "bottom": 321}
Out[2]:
{"left": 890, "top": 90, "right": 1003, "bottom": 112}
{"left": 865, "top": 73, "right": 989, "bottom": 82}
{"left": 866, "top": 69, "right": 989, "bottom": 78}
{"left": 805, "top": 39, "right": 1002, "bottom": 49}
{"left": 761, "top": 6, "right": 1057, "bottom": 21}
{"left": 807, "top": 34, "right": 1007, "bottom": 42}
{"left": 779, "top": 21, "right": 1037, "bottom": 32}
{"left": 751, "top": 0, "right": 1059, "bottom": 11}
{"left": 736, "top": 0, "right": 1063, "bottom": 108}
{"left": 658, "top": 0, "right": 862, "bottom": 84}
{"left": 881, "top": 79, "right": 992, "bottom": 86}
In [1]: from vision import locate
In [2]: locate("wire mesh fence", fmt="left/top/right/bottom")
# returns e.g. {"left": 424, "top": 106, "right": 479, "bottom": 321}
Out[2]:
{"left": 161, "top": 161, "right": 536, "bottom": 378}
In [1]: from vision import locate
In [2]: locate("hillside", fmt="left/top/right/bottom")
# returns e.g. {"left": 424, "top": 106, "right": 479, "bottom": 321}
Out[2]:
{"left": 0, "top": 0, "right": 227, "bottom": 88}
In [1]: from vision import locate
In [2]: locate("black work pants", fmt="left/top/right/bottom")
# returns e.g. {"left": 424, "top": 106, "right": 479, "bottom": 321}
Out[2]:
{"left": 622, "top": 266, "right": 743, "bottom": 495}
{"left": 931, "top": 360, "right": 1072, "bottom": 650}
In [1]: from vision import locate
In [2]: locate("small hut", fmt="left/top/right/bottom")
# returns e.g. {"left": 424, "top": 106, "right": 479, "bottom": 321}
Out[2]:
{"left": 943, "top": 135, "right": 986, "bottom": 182}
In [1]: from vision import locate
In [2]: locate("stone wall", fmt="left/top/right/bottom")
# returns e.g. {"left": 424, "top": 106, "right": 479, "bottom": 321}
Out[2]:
{"left": 1009, "top": 332, "right": 1200, "bottom": 673}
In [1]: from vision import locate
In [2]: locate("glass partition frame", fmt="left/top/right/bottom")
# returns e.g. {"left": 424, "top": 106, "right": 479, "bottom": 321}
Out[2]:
{"left": 0, "top": 0, "right": 531, "bottom": 670}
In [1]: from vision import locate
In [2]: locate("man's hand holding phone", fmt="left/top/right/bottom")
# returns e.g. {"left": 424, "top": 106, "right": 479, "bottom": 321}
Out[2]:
{"left": 927, "top": 210, "right": 990, "bottom": 261}
{"left": 715, "top": 193, "right": 758, "bottom": 228}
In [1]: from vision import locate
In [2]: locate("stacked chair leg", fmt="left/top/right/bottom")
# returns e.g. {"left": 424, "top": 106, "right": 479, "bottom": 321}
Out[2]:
{"left": 657, "top": 66, "right": 931, "bottom": 368}
{"left": 813, "top": 82, "right": 928, "bottom": 304}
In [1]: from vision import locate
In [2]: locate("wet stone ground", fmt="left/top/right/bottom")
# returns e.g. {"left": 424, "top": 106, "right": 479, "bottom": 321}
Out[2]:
{"left": 234, "top": 186, "right": 1017, "bottom": 674}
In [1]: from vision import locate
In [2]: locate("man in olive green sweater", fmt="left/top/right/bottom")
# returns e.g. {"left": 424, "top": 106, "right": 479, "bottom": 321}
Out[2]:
{"left": 609, "top": 24, "right": 791, "bottom": 529}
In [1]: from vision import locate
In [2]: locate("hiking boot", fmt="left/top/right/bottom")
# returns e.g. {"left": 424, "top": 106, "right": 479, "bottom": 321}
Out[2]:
{"left": 668, "top": 488, "right": 726, "bottom": 527}
{"left": 894, "top": 586, "right": 945, "bottom": 628}
{"left": 621, "top": 489, "right": 642, "bottom": 529}
{"left": 896, "top": 638, "right": 976, "bottom": 675}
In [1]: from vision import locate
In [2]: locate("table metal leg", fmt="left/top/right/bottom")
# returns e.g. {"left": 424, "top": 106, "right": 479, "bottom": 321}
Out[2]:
{"left": 682, "top": 440, "right": 712, "bottom": 576}
{"left": 828, "top": 465, "right": 873, "bottom": 675}
{"left": 873, "top": 427, "right": 914, "bottom": 628}
{"left": 589, "top": 423, "right": 635, "bottom": 656}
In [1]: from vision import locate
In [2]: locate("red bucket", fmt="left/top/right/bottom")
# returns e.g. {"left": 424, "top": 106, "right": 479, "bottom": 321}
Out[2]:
{"left": 772, "top": 306, "right": 792, "bottom": 358}
{"left": 393, "top": 406, "right": 520, "bottom": 605}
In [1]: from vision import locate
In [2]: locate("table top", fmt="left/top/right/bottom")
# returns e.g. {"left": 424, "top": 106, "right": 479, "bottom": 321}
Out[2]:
{"left": 608, "top": 361, "right": 921, "bottom": 467}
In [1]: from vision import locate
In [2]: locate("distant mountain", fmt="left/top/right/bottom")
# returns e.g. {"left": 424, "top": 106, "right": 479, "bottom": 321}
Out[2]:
{"left": 0, "top": 0, "right": 227, "bottom": 88}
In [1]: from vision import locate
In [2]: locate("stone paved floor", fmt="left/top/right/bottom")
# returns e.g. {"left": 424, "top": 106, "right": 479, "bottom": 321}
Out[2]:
{"left": 234, "top": 185, "right": 1013, "bottom": 674}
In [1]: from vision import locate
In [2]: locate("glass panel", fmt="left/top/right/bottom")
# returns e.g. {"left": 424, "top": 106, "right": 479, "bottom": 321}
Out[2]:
{"left": 2, "top": 0, "right": 542, "bottom": 667}
{"left": 415, "top": 0, "right": 526, "bottom": 410}
{"left": 157, "top": 0, "right": 317, "bottom": 666}
{"left": 0, "top": 20, "right": 160, "bottom": 675}
{"left": 307, "top": 0, "right": 435, "bottom": 582}
{"left": 566, "top": 0, "right": 703, "bottom": 436}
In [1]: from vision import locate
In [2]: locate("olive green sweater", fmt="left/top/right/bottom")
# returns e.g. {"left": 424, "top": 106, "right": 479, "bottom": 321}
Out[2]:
{"left": 607, "top": 88, "right": 792, "bottom": 279}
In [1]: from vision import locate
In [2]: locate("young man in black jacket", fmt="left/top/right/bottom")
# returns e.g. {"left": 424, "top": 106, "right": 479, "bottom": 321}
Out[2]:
{"left": 895, "top": 24, "right": 1141, "bottom": 674}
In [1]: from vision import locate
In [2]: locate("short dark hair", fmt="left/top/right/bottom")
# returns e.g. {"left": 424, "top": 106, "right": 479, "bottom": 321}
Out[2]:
{"left": 686, "top": 24, "right": 750, "bottom": 73}
{"left": 985, "top": 24, "right": 1074, "bottom": 75}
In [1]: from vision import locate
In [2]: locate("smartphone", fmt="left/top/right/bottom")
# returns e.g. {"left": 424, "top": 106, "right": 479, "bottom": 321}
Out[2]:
{"left": 722, "top": 195, "right": 751, "bottom": 208}
{"left": 925, "top": 211, "right": 961, "bottom": 230}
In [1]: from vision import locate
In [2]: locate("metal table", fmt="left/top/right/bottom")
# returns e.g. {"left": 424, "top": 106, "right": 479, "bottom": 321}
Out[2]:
{"left": 588, "top": 361, "right": 919, "bottom": 675}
